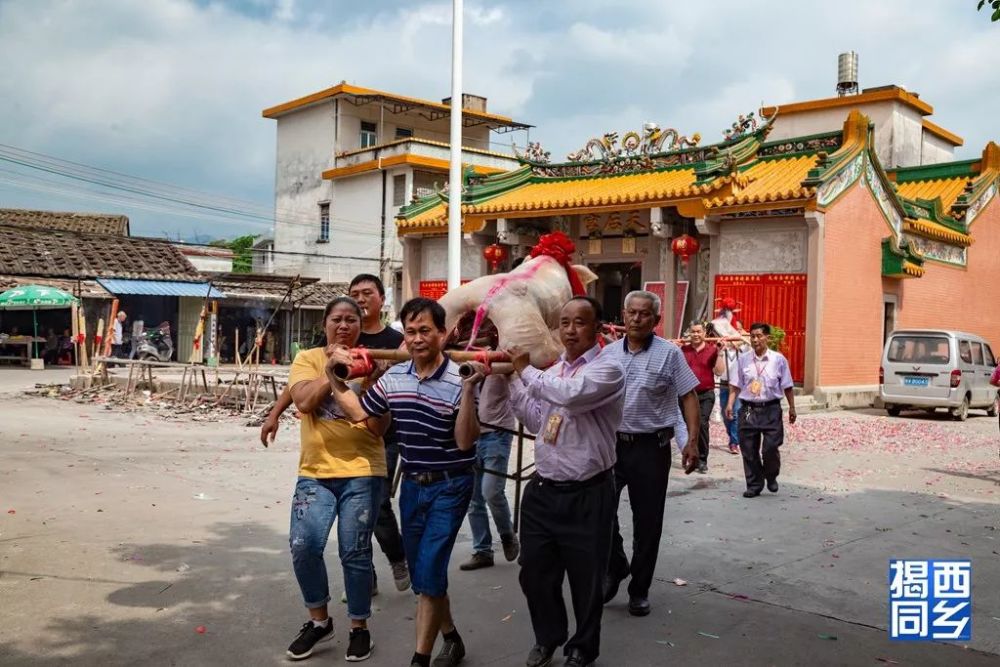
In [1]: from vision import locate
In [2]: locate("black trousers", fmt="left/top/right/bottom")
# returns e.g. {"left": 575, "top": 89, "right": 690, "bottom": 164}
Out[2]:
{"left": 519, "top": 472, "right": 615, "bottom": 663}
{"left": 373, "top": 438, "right": 406, "bottom": 564}
{"left": 608, "top": 433, "right": 672, "bottom": 598}
{"left": 696, "top": 390, "right": 715, "bottom": 464}
{"left": 737, "top": 402, "right": 784, "bottom": 492}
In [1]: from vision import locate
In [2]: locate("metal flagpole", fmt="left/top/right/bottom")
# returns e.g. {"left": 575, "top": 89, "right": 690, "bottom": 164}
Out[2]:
{"left": 447, "top": 0, "right": 463, "bottom": 290}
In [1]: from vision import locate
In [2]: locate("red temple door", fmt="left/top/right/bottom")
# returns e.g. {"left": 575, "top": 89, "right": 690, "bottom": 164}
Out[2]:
{"left": 714, "top": 274, "right": 807, "bottom": 384}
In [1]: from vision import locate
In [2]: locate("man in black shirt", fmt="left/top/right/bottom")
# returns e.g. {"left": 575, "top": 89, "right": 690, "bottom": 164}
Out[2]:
{"left": 260, "top": 274, "right": 412, "bottom": 595}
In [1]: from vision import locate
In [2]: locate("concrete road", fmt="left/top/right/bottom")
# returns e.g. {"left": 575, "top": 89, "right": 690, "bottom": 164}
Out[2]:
{"left": 1, "top": 381, "right": 998, "bottom": 666}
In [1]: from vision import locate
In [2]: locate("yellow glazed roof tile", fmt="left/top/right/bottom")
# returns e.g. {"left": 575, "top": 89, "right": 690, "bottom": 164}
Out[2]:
{"left": 704, "top": 155, "right": 819, "bottom": 209}
{"left": 895, "top": 177, "right": 968, "bottom": 211}
{"left": 466, "top": 168, "right": 703, "bottom": 215}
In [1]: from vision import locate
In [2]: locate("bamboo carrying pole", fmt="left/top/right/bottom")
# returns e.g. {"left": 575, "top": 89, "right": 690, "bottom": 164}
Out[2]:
{"left": 332, "top": 348, "right": 511, "bottom": 381}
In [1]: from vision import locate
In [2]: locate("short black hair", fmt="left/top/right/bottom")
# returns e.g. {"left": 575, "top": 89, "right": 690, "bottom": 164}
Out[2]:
{"left": 399, "top": 297, "right": 446, "bottom": 331}
{"left": 324, "top": 296, "right": 363, "bottom": 320}
{"left": 349, "top": 273, "right": 385, "bottom": 297}
{"left": 749, "top": 322, "right": 771, "bottom": 335}
{"left": 564, "top": 295, "right": 604, "bottom": 323}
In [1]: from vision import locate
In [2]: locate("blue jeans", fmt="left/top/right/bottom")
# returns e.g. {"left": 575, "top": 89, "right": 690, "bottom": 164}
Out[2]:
{"left": 289, "top": 476, "right": 382, "bottom": 619}
{"left": 467, "top": 431, "right": 514, "bottom": 556}
{"left": 399, "top": 471, "right": 474, "bottom": 597}
{"left": 719, "top": 386, "right": 741, "bottom": 446}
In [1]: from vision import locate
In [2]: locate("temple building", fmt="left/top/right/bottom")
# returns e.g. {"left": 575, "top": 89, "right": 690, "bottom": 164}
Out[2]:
{"left": 395, "top": 86, "right": 999, "bottom": 407}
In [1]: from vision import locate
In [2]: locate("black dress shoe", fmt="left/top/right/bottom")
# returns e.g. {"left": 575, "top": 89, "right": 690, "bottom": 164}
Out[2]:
{"left": 743, "top": 489, "right": 761, "bottom": 498}
{"left": 602, "top": 572, "right": 625, "bottom": 604}
{"left": 525, "top": 644, "right": 556, "bottom": 667}
{"left": 564, "top": 648, "right": 593, "bottom": 667}
{"left": 628, "top": 596, "right": 651, "bottom": 616}
{"left": 766, "top": 479, "right": 779, "bottom": 493}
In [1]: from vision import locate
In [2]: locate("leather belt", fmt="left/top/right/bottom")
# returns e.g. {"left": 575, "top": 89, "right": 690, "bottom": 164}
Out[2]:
{"left": 403, "top": 467, "right": 474, "bottom": 486}
{"left": 617, "top": 427, "right": 673, "bottom": 444}
{"left": 744, "top": 399, "right": 781, "bottom": 409}
{"left": 533, "top": 469, "right": 612, "bottom": 490}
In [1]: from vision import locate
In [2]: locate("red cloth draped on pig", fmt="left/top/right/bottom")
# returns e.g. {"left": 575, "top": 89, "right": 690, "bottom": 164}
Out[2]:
{"left": 438, "top": 232, "right": 597, "bottom": 368}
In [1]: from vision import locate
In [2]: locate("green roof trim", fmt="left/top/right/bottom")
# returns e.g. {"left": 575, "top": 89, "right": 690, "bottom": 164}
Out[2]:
{"left": 881, "top": 237, "right": 925, "bottom": 279}
{"left": 891, "top": 159, "right": 979, "bottom": 184}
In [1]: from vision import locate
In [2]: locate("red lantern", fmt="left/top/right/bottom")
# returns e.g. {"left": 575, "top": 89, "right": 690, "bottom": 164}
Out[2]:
{"left": 671, "top": 234, "right": 700, "bottom": 267}
{"left": 482, "top": 243, "right": 509, "bottom": 272}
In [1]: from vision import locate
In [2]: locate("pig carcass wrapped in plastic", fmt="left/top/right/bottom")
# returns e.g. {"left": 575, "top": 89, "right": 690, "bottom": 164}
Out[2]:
{"left": 438, "top": 251, "right": 597, "bottom": 368}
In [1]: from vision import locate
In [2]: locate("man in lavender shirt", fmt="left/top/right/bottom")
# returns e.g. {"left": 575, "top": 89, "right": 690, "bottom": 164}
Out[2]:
{"left": 507, "top": 296, "right": 624, "bottom": 667}
{"left": 724, "top": 322, "right": 797, "bottom": 498}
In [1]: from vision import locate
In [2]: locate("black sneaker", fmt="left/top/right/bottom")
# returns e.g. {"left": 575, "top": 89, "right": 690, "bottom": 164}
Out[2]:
{"left": 286, "top": 620, "right": 333, "bottom": 660}
{"left": 766, "top": 478, "right": 779, "bottom": 493}
{"left": 432, "top": 633, "right": 466, "bottom": 666}
{"left": 345, "top": 627, "right": 373, "bottom": 662}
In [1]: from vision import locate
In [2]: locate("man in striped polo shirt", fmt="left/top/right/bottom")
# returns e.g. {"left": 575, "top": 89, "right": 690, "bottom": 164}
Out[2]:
{"left": 602, "top": 290, "right": 702, "bottom": 617}
{"left": 326, "top": 298, "right": 482, "bottom": 667}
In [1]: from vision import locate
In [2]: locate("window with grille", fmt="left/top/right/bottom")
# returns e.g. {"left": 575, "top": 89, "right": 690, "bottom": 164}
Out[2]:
{"left": 360, "top": 121, "right": 378, "bottom": 148}
{"left": 318, "top": 202, "right": 330, "bottom": 242}
{"left": 392, "top": 174, "right": 407, "bottom": 207}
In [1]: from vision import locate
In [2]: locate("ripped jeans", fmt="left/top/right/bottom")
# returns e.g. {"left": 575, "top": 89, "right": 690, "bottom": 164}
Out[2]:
{"left": 289, "top": 476, "right": 382, "bottom": 620}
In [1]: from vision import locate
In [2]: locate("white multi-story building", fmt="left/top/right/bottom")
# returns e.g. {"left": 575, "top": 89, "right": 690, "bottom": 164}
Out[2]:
{"left": 260, "top": 82, "right": 530, "bottom": 311}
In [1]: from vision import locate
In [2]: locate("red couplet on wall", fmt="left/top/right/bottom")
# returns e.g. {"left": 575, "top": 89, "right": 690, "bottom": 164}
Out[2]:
{"left": 714, "top": 274, "right": 807, "bottom": 383}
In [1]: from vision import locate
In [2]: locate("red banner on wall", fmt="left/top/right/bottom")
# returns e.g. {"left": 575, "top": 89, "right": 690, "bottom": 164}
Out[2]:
{"left": 643, "top": 281, "right": 690, "bottom": 339}
{"left": 419, "top": 280, "right": 470, "bottom": 301}
{"left": 714, "top": 273, "right": 807, "bottom": 383}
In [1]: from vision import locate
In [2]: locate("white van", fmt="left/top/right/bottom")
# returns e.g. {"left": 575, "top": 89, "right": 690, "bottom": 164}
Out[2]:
{"left": 880, "top": 329, "right": 999, "bottom": 421}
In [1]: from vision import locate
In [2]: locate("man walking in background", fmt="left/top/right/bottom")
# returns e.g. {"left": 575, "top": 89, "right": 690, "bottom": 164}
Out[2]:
{"left": 681, "top": 322, "right": 718, "bottom": 473}
{"left": 459, "top": 373, "right": 520, "bottom": 571}
{"left": 725, "top": 323, "right": 797, "bottom": 498}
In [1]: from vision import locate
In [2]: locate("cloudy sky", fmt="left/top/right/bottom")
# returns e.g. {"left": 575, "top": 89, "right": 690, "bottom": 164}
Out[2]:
{"left": 0, "top": 0, "right": 997, "bottom": 241}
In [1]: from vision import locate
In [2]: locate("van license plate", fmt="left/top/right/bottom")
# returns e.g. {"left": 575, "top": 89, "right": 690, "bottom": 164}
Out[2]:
{"left": 904, "top": 376, "right": 930, "bottom": 387}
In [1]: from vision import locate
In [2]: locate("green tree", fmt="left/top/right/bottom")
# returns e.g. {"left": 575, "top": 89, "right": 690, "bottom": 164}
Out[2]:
{"left": 979, "top": 0, "right": 1000, "bottom": 22}
{"left": 210, "top": 234, "right": 259, "bottom": 273}
{"left": 768, "top": 326, "right": 787, "bottom": 353}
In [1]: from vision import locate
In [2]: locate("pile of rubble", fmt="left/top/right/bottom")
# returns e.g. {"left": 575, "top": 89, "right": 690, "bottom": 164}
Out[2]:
{"left": 24, "top": 381, "right": 291, "bottom": 427}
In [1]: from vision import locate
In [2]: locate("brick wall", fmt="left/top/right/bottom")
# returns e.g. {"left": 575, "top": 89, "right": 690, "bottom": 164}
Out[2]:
{"left": 820, "top": 181, "right": 888, "bottom": 386}
{"left": 821, "top": 184, "right": 1000, "bottom": 387}
{"left": 896, "top": 198, "right": 1000, "bottom": 347}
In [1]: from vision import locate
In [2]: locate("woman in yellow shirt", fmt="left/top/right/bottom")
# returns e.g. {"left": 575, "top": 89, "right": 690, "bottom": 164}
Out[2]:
{"left": 285, "top": 297, "right": 387, "bottom": 662}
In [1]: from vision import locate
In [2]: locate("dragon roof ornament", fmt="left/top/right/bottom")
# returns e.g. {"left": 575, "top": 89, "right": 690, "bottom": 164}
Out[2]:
{"left": 564, "top": 123, "right": 701, "bottom": 163}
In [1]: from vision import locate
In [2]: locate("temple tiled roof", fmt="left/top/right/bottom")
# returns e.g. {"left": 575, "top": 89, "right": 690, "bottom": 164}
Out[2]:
{"left": 0, "top": 224, "right": 201, "bottom": 281}
{"left": 703, "top": 154, "right": 819, "bottom": 210}
{"left": 0, "top": 208, "right": 130, "bottom": 236}
{"left": 894, "top": 177, "right": 968, "bottom": 212}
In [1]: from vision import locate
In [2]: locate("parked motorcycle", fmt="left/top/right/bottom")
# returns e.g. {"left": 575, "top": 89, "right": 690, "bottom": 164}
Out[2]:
{"left": 134, "top": 322, "right": 173, "bottom": 362}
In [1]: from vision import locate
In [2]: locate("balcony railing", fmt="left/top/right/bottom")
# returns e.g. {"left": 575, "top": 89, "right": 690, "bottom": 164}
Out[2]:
{"left": 334, "top": 137, "right": 520, "bottom": 172}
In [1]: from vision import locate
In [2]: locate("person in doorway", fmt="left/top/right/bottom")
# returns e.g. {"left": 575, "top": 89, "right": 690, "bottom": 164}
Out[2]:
{"left": 284, "top": 296, "right": 386, "bottom": 662}
{"left": 42, "top": 329, "right": 60, "bottom": 365}
{"left": 681, "top": 321, "right": 718, "bottom": 473}
{"left": 713, "top": 333, "right": 745, "bottom": 456}
{"left": 458, "top": 373, "right": 520, "bottom": 571}
{"left": 326, "top": 297, "right": 481, "bottom": 667}
{"left": 261, "top": 274, "right": 412, "bottom": 595}
{"left": 602, "top": 290, "right": 701, "bottom": 617}
{"left": 724, "top": 323, "right": 797, "bottom": 498}
{"left": 507, "top": 297, "right": 624, "bottom": 667}
{"left": 111, "top": 311, "right": 128, "bottom": 358}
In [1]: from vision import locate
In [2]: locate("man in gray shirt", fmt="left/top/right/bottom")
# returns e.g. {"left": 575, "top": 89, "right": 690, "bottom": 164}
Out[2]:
{"left": 602, "top": 290, "right": 701, "bottom": 617}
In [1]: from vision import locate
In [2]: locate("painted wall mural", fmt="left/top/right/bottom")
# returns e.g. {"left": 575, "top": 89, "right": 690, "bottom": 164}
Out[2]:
{"left": 906, "top": 235, "right": 967, "bottom": 266}
{"left": 864, "top": 159, "right": 904, "bottom": 239}
{"left": 817, "top": 154, "right": 863, "bottom": 207}
{"left": 966, "top": 182, "right": 997, "bottom": 225}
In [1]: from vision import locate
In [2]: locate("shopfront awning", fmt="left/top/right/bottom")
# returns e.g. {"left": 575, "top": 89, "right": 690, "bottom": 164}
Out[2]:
{"left": 97, "top": 278, "right": 226, "bottom": 299}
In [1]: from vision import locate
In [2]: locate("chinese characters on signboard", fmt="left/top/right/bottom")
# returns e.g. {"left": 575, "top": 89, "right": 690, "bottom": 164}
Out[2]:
{"left": 889, "top": 559, "right": 971, "bottom": 641}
